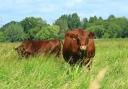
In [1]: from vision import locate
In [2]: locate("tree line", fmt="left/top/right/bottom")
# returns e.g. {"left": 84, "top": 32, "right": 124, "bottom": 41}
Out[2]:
{"left": 0, "top": 13, "right": 128, "bottom": 42}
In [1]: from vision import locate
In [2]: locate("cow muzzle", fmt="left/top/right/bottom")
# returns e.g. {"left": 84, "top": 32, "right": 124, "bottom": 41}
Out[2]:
{"left": 80, "top": 46, "right": 87, "bottom": 50}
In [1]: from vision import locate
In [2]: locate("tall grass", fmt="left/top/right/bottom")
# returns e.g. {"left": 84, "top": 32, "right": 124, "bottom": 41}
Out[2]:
{"left": 0, "top": 39, "right": 128, "bottom": 89}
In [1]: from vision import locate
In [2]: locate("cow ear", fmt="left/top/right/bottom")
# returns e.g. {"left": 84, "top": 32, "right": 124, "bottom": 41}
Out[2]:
{"left": 65, "top": 33, "right": 70, "bottom": 37}
{"left": 89, "top": 32, "right": 95, "bottom": 38}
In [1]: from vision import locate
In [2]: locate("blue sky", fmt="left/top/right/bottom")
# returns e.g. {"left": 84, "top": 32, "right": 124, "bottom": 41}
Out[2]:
{"left": 0, "top": 0, "right": 128, "bottom": 26}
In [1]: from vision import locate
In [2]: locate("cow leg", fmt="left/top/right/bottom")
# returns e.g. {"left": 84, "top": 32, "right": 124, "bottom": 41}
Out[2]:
{"left": 49, "top": 45, "right": 60, "bottom": 57}
{"left": 56, "top": 46, "right": 61, "bottom": 57}
{"left": 21, "top": 49, "right": 32, "bottom": 58}
{"left": 76, "top": 59, "right": 83, "bottom": 67}
{"left": 68, "top": 56, "right": 73, "bottom": 65}
{"left": 80, "top": 60, "right": 83, "bottom": 67}
{"left": 21, "top": 51, "right": 28, "bottom": 58}
{"left": 87, "top": 59, "right": 93, "bottom": 70}
{"left": 24, "top": 52, "right": 31, "bottom": 58}
{"left": 84, "top": 58, "right": 92, "bottom": 70}
{"left": 54, "top": 46, "right": 61, "bottom": 57}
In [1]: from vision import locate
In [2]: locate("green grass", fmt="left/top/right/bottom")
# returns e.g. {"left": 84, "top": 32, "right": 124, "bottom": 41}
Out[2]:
{"left": 0, "top": 39, "right": 128, "bottom": 89}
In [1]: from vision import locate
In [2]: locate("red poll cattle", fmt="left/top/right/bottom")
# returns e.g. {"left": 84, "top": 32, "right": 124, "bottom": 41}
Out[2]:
{"left": 62, "top": 29, "right": 95, "bottom": 68}
{"left": 15, "top": 39, "right": 62, "bottom": 58}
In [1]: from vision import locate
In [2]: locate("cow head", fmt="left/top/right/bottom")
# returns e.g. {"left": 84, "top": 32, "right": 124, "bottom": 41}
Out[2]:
{"left": 66, "top": 32, "right": 87, "bottom": 50}
{"left": 15, "top": 46, "right": 26, "bottom": 57}
{"left": 66, "top": 31, "right": 95, "bottom": 51}
{"left": 80, "top": 32, "right": 95, "bottom": 50}
{"left": 70, "top": 32, "right": 95, "bottom": 50}
{"left": 15, "top": 46, "right": 21, "bottom": 54}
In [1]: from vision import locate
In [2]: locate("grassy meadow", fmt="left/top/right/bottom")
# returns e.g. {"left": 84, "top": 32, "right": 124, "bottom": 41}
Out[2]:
{"left": 0, "top": 39, "right": 128, "bottom": 89}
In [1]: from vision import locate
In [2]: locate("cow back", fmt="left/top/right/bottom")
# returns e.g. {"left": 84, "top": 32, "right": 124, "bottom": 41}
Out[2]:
{"left": 16, "top": 39, "right": 62, "bottom": 58}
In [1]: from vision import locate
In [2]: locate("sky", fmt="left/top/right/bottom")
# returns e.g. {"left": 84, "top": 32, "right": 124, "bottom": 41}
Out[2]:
{"left": 0, "top": 0, "right": 128, "bottom": 26}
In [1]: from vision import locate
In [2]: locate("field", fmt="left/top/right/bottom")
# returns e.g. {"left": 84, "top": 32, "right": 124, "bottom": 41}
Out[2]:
{"left": 0, "top": 39, "right": 128, "bottom": 89}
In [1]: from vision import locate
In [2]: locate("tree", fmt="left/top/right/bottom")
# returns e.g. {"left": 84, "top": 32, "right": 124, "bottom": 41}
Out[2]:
{"left": 54, "top": 15, "right": 69, "bottom": 33}
{"left": 0, "top": 32, "right": 5, "bottom": 42}
{"left": 87, "top": 25, "right": 105, "bottom": 38}
{"left": 27, "top": 27, "right": 41, "bottom": 39}
{"left": 87, "top": 16, "right": 102, "bottom": 28}
{"left": 20, "top": 17, "right": 48, "bottom": 40}
{"left": 68, "top": 13, "right": 81, "bottom": 29}
{"left": 3, "top": 21, "right": 28, "bottom": 42}
{"left": 103, "top": 23, "right": 121, "bottom": 38}
{"left": 120, "top": 20, "right": 128, "bottom": 38}
{"left": 81, "top": 18, "right": 88, "bottom": 29}
{"left": 89, "top": 16, "right": 98, "bottom": 23}
{"left": 21, "top": 17, "right": 47, "bottom": 33}
{"left": 113, "top": 17, "right": 128, "bottom": 37}
{"left": 35, "top": 25, "right": 60, "bottom": 40}
{"left": 108, "top": 15, "right": 116, "bottom": 21}
{"left": 99, "top": 17, "right": 103, "bottom": 21}
{"left": 0, "top": 14, "right": 128, "bottom": 42}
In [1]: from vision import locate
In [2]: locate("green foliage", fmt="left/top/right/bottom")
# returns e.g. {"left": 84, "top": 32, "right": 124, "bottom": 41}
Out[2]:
{"left": 54, "top": 15, "right": 69, "bottom": 33}
{"left": 108, "top": 15, "right": 116, "bottom": 21}
{"left": 120, "top": 29, "right": 128, "bottom": 38}
{"left": 0, "top": 14, "right": 128, "bottom": 42}
{"left": 35, "top": 25, "right": 60, "bottom": 40}
{"left": 89, "top": 16, "right": 98, "bottom": 23}
{"left": 21, "top": 17, "right": 47, "bottom": 33}
{"left": 55, "top": 13, "right": 81, "bottom": 31}
{"left": 87, "top": 25, "right": 105, "bottom": 38}
{"left": 2, "top": 21, "right": 28, "bottom": 42}
{"left": 68, "top": 13, "right": 81, "bottom": 29}
{"left": 27, "top": 27, "right": 41, "bottom": 39}
{"left": 81, "top": 18, "right": 88, "bottom": 29}
{"left": 103, "top": 23, "right": 121, "bottom": 38}
{"left": 85, "top": 15, "right": 128, "bottom": 38}
{"left": 20, "top": 17, "right": 48, "bottom": 40}
{"left": 0, "top": 32, "right": 5, "bottom": 42}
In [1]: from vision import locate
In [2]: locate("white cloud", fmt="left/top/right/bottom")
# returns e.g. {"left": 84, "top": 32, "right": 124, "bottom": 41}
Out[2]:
{"left": 66, "top": 0, "right": 83, "bottom": 7}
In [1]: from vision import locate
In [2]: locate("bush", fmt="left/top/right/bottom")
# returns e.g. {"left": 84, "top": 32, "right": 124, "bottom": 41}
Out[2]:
{"left": 35, "top": 25, "right": 60, "bottom": 40}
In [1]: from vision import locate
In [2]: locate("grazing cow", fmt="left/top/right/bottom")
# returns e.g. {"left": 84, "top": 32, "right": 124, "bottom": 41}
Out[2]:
{"left": 15, "top": 39, "right": 62, "bottom": 58}
{"left": 62, "top": 29, "right": 95, "bottom": 68}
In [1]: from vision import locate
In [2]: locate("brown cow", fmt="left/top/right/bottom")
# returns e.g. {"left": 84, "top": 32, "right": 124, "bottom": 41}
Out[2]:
{"left": 15, "top": 39, "right": 62, "bottom": 58}
{"left": 62, "top": 29, "right": 95, "bottom": 68}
